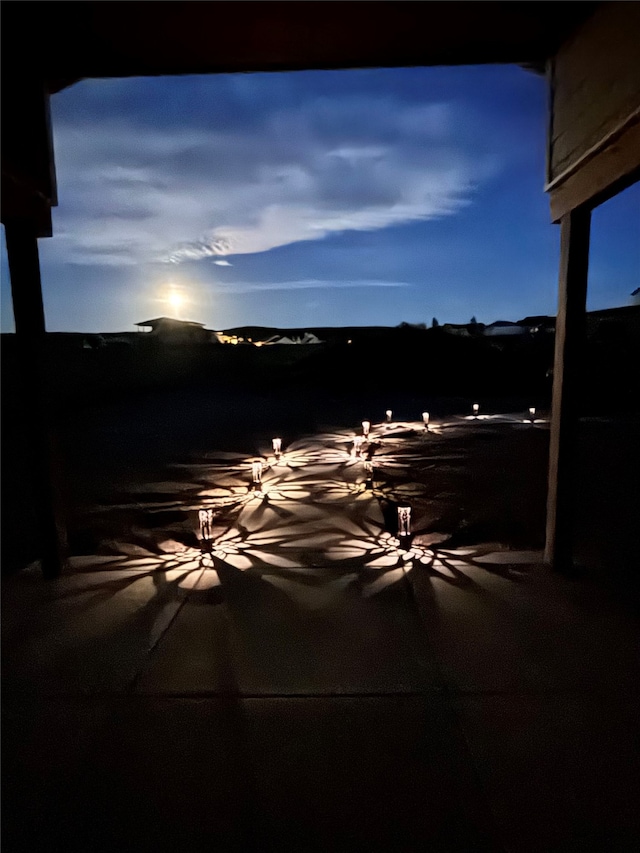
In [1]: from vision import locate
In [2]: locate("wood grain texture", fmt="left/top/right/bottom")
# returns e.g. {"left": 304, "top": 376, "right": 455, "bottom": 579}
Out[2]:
{"left": 548, "top": 2, "right": 640, "bottom": 185}
{"left": 544, "top": 208, "right": 591, "bottom": 571}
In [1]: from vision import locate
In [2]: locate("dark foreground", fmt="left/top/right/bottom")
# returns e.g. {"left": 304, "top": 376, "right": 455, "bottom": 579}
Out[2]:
{"left": 5, "top": 550, "right": 639, "bottom": 853}
{"left": 2, "top": 387, "right": 640, "bottom": 851}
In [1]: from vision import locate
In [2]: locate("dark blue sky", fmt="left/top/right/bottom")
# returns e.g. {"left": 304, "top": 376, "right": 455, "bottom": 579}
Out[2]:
{"left": 1, "top": 65, "right": 638, "bottom": 332}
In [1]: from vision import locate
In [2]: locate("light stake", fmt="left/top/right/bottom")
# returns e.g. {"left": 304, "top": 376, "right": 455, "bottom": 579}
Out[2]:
{"left": 472, "top": 402, "right": 480, "bottom": 417}
{"left": 397, "top": 506, "right": 412, "bottom": 538}
{"left": 385, "top": 409, "right": 393, "bottom": 423}
{"left": 362, "top": 420, "right": 371, "bottom": 438}
{"left": 528, "top": 407, "right": 536, "bottom": 422}
{"left": 364, "top": 460, "right": 374, "bottom": 488}
{"left": 422, "top": 411, "right": 430, "bottom": 430}
{"left": 198, "top": 509, "right": 214, "bottom": 551}
{"left": 199, "top": 509, "right": 213, "bottom": 540}
{"left": 352, "top": 436, "right": 364, "bottom": 457}
{"left": 272, "top": 437, "right": 282, "bottom": 460}
{"left": 251, "top": 461, "right": 263, "bottom": 489}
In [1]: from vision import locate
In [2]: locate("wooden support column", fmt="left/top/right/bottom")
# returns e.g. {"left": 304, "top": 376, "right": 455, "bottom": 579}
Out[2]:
{"left": 544, "top": 206, "right": 591, "bottom": 572}
{"left": 4, "top": 218, "right": 69, "bottom": 579}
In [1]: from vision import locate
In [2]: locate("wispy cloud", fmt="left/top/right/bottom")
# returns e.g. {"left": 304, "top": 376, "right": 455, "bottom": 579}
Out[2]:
{"left": 43, "top": 79, "right": 498, "bottom": 271}
{"left": 214, "top": 279, "right": 411, "bottom": 293}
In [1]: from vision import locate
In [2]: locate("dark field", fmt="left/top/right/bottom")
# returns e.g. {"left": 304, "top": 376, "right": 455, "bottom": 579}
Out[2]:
{"left": 2, "top": 330, "right": 639, "bottom": 597}
{"left": 3, "top": 336, "right": 640, "bottom": 853}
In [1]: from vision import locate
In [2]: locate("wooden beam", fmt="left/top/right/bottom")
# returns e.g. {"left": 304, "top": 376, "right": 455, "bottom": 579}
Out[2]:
{"left": 0, "top": 175, "right": 53, "bottom": 238}
{"left": 4, "top": 218, "right": 69, "bottom": 579}
{"left": 544, "top": 207, "right": 591, "bottom": 571}
{"left": 4, "top": 1, "right": 598, "bottom": 84}
{"left": 5, "top": 220, "right": 47, "bottom": 340}
{"left": 1, "top": 73, "right": 57, "bottom": 208}
{"left": 548, "top": 118, "right": 640, "bottom": 222}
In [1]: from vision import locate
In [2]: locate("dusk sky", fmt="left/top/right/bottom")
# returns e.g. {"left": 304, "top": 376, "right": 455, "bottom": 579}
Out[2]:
{"left": 1, "top": 64, "right": 638, "bottom": 333}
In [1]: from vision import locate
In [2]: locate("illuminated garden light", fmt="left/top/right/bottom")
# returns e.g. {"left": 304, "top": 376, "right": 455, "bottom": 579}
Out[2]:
{"left": 422, "top": 411, "right": 430, "bottom": 430}
{"left": 251, "top": 461, "right": 263, "bottom": 488}
{"left": 272, "top": 437, "right": 282, "bottom": 460}
{"left": 198, "top": 508, "right": 213, "bottom": 540}
{"left": 362, "top": 420, "right": 371, "bottom": 437}
{"left": 385, "top": 409, "right": 393, "bottom": 422}
{"left": 529, "top": 407, "right": 536, "bottom": 422}
{"left": 397, "top": 506, "right": 412, "bottom": 537}
{"left": 198, "top": 508, "right": 214, "bottom": 552}
{"left": 364, "top": 460, "right": 374, "bottom": 487}
{"left": 352, "top": 436, "right": 364, "bottom": 457}
{"left": 472, "top": 402, "right": 480, "bottom": 417}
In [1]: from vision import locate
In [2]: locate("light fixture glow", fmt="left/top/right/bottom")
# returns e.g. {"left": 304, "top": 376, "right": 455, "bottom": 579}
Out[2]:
{"left": 529, "top": 407, "right": 536, "bottom": 422}
{"left": 362, "top": 420, "right": 371, "bottom": 437}
{"left": 422, "top": 411, "right": 430, "bottom": 429}
{"left": 198, "top": 508, "right": 214, "bottom": 551}
{"left": 364, "top": 460, "right": 374, "bottom": 488}
{"left": 251, "top": 461, "right": 263, "bottom": 487}
{"left": 386, "top": 410, "right": 393, "bottom": 422}
{"left": 472, "top": 403, "right": 480, "bottom": 416}
{"left": 198, "top": 508, "right": 213, "bottom": 540}
{"left": 272, "top": 437, "right": 282, "bottom": 460}
{"left": 352, "top": 436, "right": 364, "bottom": 457}
{"left": 397, "top": 506, "right": 412, "bottom": 537}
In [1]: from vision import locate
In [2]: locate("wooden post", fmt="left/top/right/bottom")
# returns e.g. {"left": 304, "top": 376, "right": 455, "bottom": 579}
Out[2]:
{"left": 4, "top": 218, "right": 69, "bottom": 579}
{"left": 544, "top": 206, "right": 591, "bottom": 571}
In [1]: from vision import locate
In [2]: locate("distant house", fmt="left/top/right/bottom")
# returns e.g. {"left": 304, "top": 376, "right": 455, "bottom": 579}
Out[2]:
{"left": 441, "top": 323, "right": 472, "bottom": 337}
{"left": 484, "top": 321, "right": 527, "bottom": 337}
{"left": 518, "top": 316, "right": 556, "bottom": 334}
{"left": 397, "top": 321, "right": 427, "bottom": 331}
{"left": 586, "top": 304, "right": 640, "bottom": 339}
{"left": 217, "top": 332, "right": 245, "bottom": 345}
{"left": 263, "top": 332, "right": 324, "bottom": 345}
{"left": 82, "top": 334, "right": 106, "bottom": 350}
{"left": 441, "top": 317, "right": 555, "bottom": 338}
{"left": 441, "top": 322, "right": 485, "bottom": 337}
{"left": 135, "top": 317, "right": 220, "bottom": 344}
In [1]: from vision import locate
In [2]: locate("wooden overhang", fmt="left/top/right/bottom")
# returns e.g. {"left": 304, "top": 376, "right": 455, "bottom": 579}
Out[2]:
{"left": 1, "top": 0, "right": 600, "bottom": 237}
{"left": 5, "top": 1, "right": 600, "bottom": 90}
{"left": 545, "top": 1, "right": 640, "bottom": 221}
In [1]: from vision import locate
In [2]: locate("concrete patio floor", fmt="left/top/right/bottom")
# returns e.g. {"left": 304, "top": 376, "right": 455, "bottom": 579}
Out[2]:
{"left": 4, "top": 554, "right": 639, "bottom": 852}
{"left": 3, "top": 418, "right": 640, "bottom": 851}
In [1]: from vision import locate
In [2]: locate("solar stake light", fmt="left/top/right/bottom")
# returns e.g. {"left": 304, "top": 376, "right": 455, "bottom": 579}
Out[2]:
{"left": 422, "top": 411, "right": 430, "bottom": 430}
{"left": 386, "top": 409, "right": 393, "bottom": 422}
{"left": 397, "top": 506, "right": 412, "bottom": 538}
{"left": 472, "top": 402, "right": 480, "bottom": 417}
{"left": 362, "top": 420, "right": 371, "bottom": 438}
{"left": 352, "top": 436, "right": 364, "bottom": 457}
{"left": 198, "top": 509, "right": 214, "bottom": 552}
{"left": 364, "top": 460, "right": 374, "bottom": 487}
{"left": 529, "top": 407, "right": 536, "bottom": 422}
{"left": 251, "top": 461, "right": 263, "bottom": 489}
{"left": 272, "top": 437, "right": 282, "bottom": 460}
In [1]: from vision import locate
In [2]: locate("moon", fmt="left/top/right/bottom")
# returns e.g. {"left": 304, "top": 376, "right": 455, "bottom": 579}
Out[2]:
{"left": 168, "top": 292, "right": 183, "bottom": 312}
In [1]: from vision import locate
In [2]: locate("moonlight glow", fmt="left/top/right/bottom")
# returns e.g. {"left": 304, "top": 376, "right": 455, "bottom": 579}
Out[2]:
{"left": 168, "top": 292, "right": 183, "bottom": 311}
{"left": 158, "top": 282, "right": 190, "bottom": 318}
